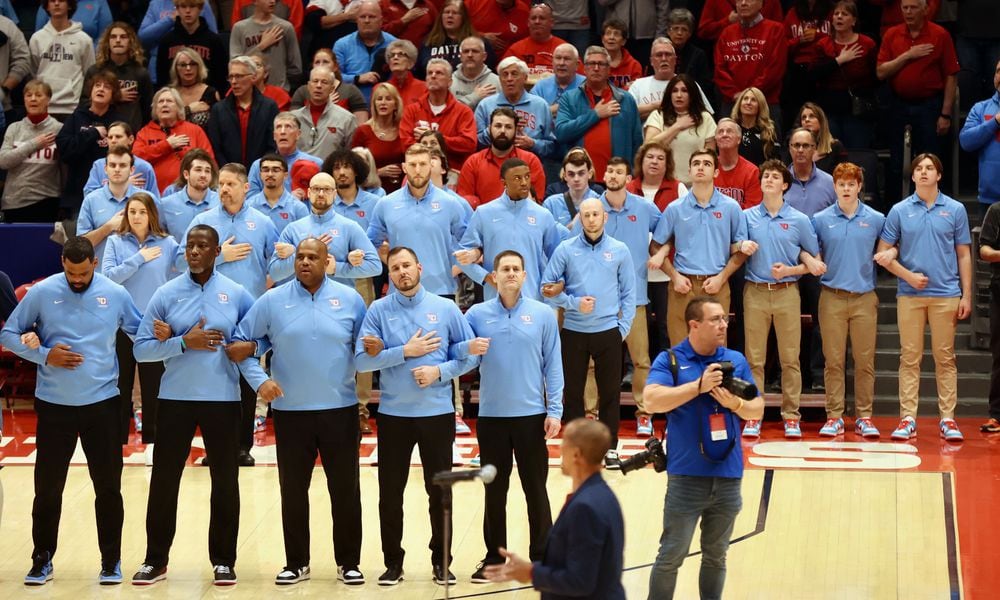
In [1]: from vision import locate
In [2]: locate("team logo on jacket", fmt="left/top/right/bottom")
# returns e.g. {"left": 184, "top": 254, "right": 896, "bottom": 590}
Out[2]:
{"left": 280, "top": 212, "right": 289, "bottom": 219}
{"left": 247, "top": 221, "right": 256, "bottom": 230}
{"left": 780, "top": 223, "right": 789, "bottom": 230}
{"left": 628, "top": 215, "right": 637, "bottom": 222}
{"left": 431, "top": 202, "right": 441, "bottom": 211}
{"left": 520, "top": 314, "right": 532, "bottom": 324}
{"left": 329, "top": 298, "right": 341, "bottom": 309}
{"left": 859, "top": 221, "right": 870, "bottom": 228}
{"left": 939, "top": 211, "right": 951, "bottom": 218}
{"left": 603, "top": 251, "right": 613, "bottom": 261}
{"left": 713, "top": 211, "right": 723, "bottom": 219}
{"left": 356, "top": 210, "right": 366, "bottom": 218}
{"left": 327, "top": 127, "right": 338, "bottom": 134}
{"left": 96, "top": 296, "right": 108, "bottom": 306}
{"left": 427, "top": 313, "right": 438, "bottom": 323}
{"left": 330, "top": 229, "right": 340, "bottom": 237}
{"left": 527, "top": 215, "right": 536, "bottom": 225}
{"left": 218, "top": 293, "right": 229, "bottom": 303}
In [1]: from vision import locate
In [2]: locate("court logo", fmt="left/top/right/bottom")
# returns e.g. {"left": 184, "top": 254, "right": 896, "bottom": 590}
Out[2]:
{"left": 748, "top": 441, "right": 921, "bottom": 470}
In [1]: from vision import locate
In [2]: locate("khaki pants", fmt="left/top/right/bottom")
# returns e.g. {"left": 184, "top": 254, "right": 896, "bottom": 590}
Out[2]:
{"left": 355, "top": 278, "right": 375, "bottom": 418}
{"left": 819, "top": 288, "right": 878, "bottom": 418}
{"left": 667, "top": 276, "right": 731, "bottom": 347}
{"left": 896, "top": 296, "right": 960, "bottom": 419}
{"left": 744, "top": 283, "right": 801, "bottom": 420}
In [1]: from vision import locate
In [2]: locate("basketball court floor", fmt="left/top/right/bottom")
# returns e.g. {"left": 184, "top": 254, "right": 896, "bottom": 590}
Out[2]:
{"left": 0, "top": 413, "right": 995, "bottom": 599}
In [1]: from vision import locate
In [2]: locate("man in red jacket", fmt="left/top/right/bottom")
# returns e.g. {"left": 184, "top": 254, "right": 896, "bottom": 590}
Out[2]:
{"left": 713, "top": 0, "right": 788, "bottom": 128}
{"left": 400, "top": 58, "right": 478, "bottom": 171}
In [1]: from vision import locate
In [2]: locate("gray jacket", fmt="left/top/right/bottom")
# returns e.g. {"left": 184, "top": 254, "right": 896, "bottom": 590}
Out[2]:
{"left": 597, "top": 0, "right": 670, "bottom": 40}
{"left": 451, "top": 65, "right": 500, "bottom": 110}
{"left": 0, "top": 115, "right": 63, "bottom": 210}
{"left": 292, "top": 101, "right": 358, "bottom": 160}
{"left": 0, "top": 15, "right": 30, "bottom": 112}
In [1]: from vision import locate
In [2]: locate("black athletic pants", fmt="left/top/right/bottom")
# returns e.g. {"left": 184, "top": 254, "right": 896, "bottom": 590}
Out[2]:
{"left": 144, "top": 399, "right": 240, "bottom": 568}
{"left": 561, "top": 327, "right": 623, "bottom": 447}
{"left": 375, "top": 412, "right": 454, "bottom": 569}
{"left": 32, "top": 397, "right": 122, "bottom": 566}
{"left": 273, "top": 405, "right": 362, "bottom": 570}
{"left": 115, "top": 331, "right": 163, "bottom": 444}
{"left": 477, "top": 414, "right": 552, "bottom": 564}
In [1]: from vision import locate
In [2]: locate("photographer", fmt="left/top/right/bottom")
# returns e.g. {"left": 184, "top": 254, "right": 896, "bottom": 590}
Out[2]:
{"left": 644, "top": 296, "right": 764, "bottom": 600}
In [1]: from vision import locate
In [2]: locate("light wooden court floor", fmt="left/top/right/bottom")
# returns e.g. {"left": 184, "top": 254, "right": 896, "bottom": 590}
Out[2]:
{"left": 0, "top": 463, "right": 958, "bottom": 599}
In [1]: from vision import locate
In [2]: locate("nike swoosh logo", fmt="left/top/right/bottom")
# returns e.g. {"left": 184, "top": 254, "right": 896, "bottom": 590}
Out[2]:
{"left": 172, "top": 211, "right": 183, "bottom": 215}
{"left": 573, "top": 252, "right": 582, "bottom": 256}
{"left": 486, "top": 319, "right": 498, "bottom": 324}
{"left": 828, "top": 224, "right": 837, "bottom": 228}
{"left": 53, "top": 300, "right": 64, "bottom": 304}
{"left": 492, "top": 218, "right": 502, "bottom": 222}
{"left": 682, "top": 216, "right": 694, "bottom": 221}
{"left": 175, "top": 298, "right": 187, "bottom": 303}
{"left": 679, "top": 365, "right": 691, "bottom": 370}
{"left": 284, "top": 304, "right": 296, "bottom": 309}
{"left": 388, "top": 317, "right": 398, "bottom": 321}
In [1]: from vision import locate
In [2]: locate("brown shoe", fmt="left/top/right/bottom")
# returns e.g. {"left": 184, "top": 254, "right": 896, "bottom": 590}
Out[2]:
{"left": 359, "top": 415, "right": 373, "bottom": 435}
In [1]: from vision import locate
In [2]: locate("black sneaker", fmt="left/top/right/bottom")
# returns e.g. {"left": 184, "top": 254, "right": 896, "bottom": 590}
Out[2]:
{"left": 337, "top": 565, "right": 365, "bottom": 585}
{"left": 99, "top": 560, "right": 123, "bottom": 585}
{"left": 432, "top": 564, "right": 457, "bottom": 585}
{"left": 377, "top": 564, "right": 404, "bottom": 586}
{"left": 24, "top": 553, "right": 53, "bottom": 586}
{"left": 470, "top": 562, "right": 491, "bottom": 584}
{"left": 213, "top": 565, "right": 237, "bottom": 586}
{"left": 604, "top": 450, "right": 620, "bottom": 470}
{"left": 238, "top": 450, "right": 255, "bottom": 467}
{"left": 131, "top": 563, "right": 167, "bottom": 585}
{"left": 275, "top": 565, "right": 310, "bottom": 585}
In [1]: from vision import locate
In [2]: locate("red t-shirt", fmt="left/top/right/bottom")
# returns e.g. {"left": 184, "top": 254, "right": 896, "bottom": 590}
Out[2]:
{"left": 874, "top": 0, "right": 940, "bottom": 35}
{"left": 626, "top": 177, "right": 682, "bottom": 212}
{"left": 715, "top": 157, "right": 762, "bottom": 209}
{"left": 503, "top": 36, "right": 567, "bottom": 76}
{"left": 389, "top": 74, "right": 429, "bottom": 106}
{"left": 784, "top": 8, "right": 832, "bottom": 66}
{"left": 583, "top": 85, "right": 613, "bottom": 183}
{"left": 609, "top": 49, "right": 643, "bottom": 90}
{"left": 380, "top": 0, "right": 438, "bottom": 46}
{"left": 351, "top": 123, "right": 405, "bottom": 192}
{"left": 466, "top": 0, "right": 530, "bottom": 49}
{"left": 816, "top": 35, "right": 878, "bottom": 92}
{"left": 877, "top": 21, "right": 959, "bottom": 100}
{"left": 237, "top": 103, "right": 251, "bottom": 165}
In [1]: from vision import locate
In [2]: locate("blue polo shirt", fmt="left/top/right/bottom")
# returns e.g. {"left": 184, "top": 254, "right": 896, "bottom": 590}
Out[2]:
{"left": 268, "top": 209, "right": 381, "bottom": 285}
{"left": 542, "top": 188, "right": 600, "bottom": 227}
{"left": 602, "top": 192, "right": 662, "bottom": 305}
{"left": 459, "top": 295, "right": 563, "bottom": 419}
{"left": 235, "top": 277, "right": 367, "bottom": 411}
{"left": 159, "top": 187, "right": 220, "bottom": 240}
{"left": 332, "top": 190, "right": 381, "bottom": 231}
{"left": 458, "top": 192, "right": 563, "bottom": 301}
{"left": 0, "top": 273, "right": 141, "bottom": 407}
{"left": 180, "top": 203, "right": 279, "bottom": 299}
{"left": 367, "top": 184, "right": 469, "bottom": 297}
{"left": 247, "top": 149, "right": 323, "bottom": 197}
{"left": 649, "top": 339, "right": 753, "bottom": 478}
{"left": 743, "top": 202, "right": 819, "bottom": 284}
{"left": 652, "top": 189, "right": 746, "bottom": 276}
{"left": 542, "top": 232, "right": 636, "bottom": 338}
{"left": 811, "top": 201, "right": 886, "bottom": 293}
{"left": 76, "top": 184, "right": 146, "bottom": 264}
{"left": 247, "top": 189, "right": 310, "bottom": 233}
{"left": 880, "top": 192, "right": 971, "bottom": 297}
{"left": 101, "top": 232, "right": 181, "bottom": 311}
{"left": 785, "top": 164, "right": 836, "bottom": 217}
{"left": 530, "top": 73, "right": 585, "bottom": 106}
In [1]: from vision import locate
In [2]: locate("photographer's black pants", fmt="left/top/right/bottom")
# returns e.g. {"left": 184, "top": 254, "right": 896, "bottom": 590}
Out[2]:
{"left": 561, "top": 327, "right": 622, "bottom": 447}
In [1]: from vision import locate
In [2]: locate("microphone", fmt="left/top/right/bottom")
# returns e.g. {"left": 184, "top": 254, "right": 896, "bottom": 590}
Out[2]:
{"left": 432, "top": 464, "right": 497, "bottom": 486}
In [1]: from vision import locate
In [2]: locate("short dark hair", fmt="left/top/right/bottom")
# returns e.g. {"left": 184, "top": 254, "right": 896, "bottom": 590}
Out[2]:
{"left": 911, "top": 152, "right": 943, "bottom": 173}
{"left": 189, "top": 224, "right": 220, "bottom": 245}
{"left": 220, "top": 162, "right": 248, "bottom": 183}
{"left": 43, "top": 0, "right": 78, "bottom": 17}
{"left": 259, "top": 153, "right": 287, "bottom": 172}
{"left": 490, "top": 106, "right": 518, "bottom": 128}
{"left": 177, "top": 148, "right": 218, "bottom": 188}
{"left": 759, "top": 158, "right": 792, "bottom": 187}
{"left": 500, "top": 157, "right": 528, "bottom": 179}
{"left": 606, "top": 156, "right": 631, "bottom": 174}
{"left": 684, "top": 295, "right": 722, "bottom": 326}
{"left": 62, "top": 237, "right": 95, "bottom": 263}
{"left": 689, "top": 147, "right": 717, "bottom": 168}
{"left": 108, "top": 121, "right": 133, "bottom": 137}
{"left": 106, "top": 144, "right": 134, "bottom": 167}
{"left": 494, "top": 249, "right": 525, "bottom": 269}
{"left": 85, "top": 69, "right": 121, "bottom": 104}
{"left": 602, "top": 18, "right": 628, "bottom": 37}
{"left": 563, "top": 418, "right": 612, "bottom": 466}
{"left": 322, "top": 149, "right": 370, "bottom": 186}
{"left": 387, "top": 246, "right": 419, "bottom": 263}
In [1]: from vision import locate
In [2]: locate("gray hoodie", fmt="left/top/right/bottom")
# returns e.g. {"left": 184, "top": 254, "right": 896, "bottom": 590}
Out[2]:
{"left": 0, "top": 115, "right": 63, "bottom": 210}
{"left": 29, "top": 20, "right": 95, "bottom": 116}
{"left": 451, "top": 65, "right": 500, "bottom": 110}
{"left": 0, "top": 15, "right": 30, "bottom": 112}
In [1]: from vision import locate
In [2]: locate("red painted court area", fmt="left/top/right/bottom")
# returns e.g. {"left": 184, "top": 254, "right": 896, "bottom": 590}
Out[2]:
{"left": 1, "top": 412, "right": 998, "bottom": 598}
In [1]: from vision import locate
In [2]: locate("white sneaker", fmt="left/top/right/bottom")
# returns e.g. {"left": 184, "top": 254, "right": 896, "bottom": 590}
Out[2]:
{"left": 144, "top": 443, "right": 154, "bottom": 466}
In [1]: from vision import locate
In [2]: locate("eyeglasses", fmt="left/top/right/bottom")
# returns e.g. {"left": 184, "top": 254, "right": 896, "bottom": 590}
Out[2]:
{"left": 177, "top": 62, "right": 197, "bottom": 69}
{"left": 698, "top": 315, "right": 730, "bottom": 325}
{"left": 227, "top": 72, "right": 252, "bottom": 81}
{"left": 790, "top": 143, "right": 815, "bottom": 150}
{"left": 652, "top": 52, "right": 676, "bottom": 58}
{"left": 387, "top": 51, "right": 410, "bottom": 59}
{"left": 584, "top": 61, "right": 609, "bottom": 69}
{"left": 309, "top": 186, "right": 335, "bottom": 195}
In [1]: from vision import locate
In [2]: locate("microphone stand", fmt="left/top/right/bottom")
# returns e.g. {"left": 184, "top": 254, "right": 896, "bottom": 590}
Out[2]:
{"left": 440, "top": 484, "right": 453, "bottom": 600}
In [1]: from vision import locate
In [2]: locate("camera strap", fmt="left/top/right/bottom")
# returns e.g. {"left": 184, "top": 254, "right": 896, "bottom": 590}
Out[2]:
{"left": 666, "top": 349, "right": 679, "bottom": 383}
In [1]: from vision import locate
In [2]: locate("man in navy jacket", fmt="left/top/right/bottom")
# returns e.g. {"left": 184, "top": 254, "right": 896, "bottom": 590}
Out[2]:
{"left": 483, "top": 418, "right": 625, "bottom": 600}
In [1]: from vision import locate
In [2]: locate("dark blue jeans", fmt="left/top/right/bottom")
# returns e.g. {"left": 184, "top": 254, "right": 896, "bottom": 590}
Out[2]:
{"left": 648, "top": 474, "right": 743, "bottom": 600}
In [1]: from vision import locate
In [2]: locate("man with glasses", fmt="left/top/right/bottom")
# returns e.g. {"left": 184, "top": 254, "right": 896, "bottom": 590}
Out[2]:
{"left": 246, "top": 153, "right": 309, "bottom": 234}
{"left": 554, "top": 46, "right": 641, "bottom": 185}
{"left": 629, "top": 38, "right": 713, "bottom": 125}
{"left": 152, "top": 0, "right": 226, "bottom": 91}
{"left": 291, "top": 66, "right": 358, "bottom": 159}
{"left": 206, "top": 56, "right": 280, "bottom": 168}
{"left": 644, "top": 296, "right": 764, "bottom": 600}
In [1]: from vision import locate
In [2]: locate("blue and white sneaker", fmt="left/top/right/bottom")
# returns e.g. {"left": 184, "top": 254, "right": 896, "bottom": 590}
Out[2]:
{"left": 254, "top": 414, "right": 267, "bottom": 433}
{"left": 99, "top": 561, "right": 123, "bottom": 585}
{"left": 939, "top": 418, "right": 964, "bottom": 442}
{"left": 134, "top": 410, "right": 143, "bottom": 433}
{"left": 783, "top": 420, "right": 802, "bottom": 439}
{"left": 818, "top": 418, "right": 845, "bottom": 437}
{"left": 636, "top": 416, "right": 653, "bottom": 437}
{"left": 891, "top": 416, "right": 917, "bottom": 440}
{"left": 25, "top": 556, "right": 53, "bottom": 586}
{"left": 742, "top": 419, "right": 761, "bottom": 439}
{"left": 469, "top": 455, "right": 481, "bottom": 467}
{"left": 455, "top": 415, "right": 472, "bottom": 435}
{"left": 854, "top": 417, "right": 880, "bottom": 439}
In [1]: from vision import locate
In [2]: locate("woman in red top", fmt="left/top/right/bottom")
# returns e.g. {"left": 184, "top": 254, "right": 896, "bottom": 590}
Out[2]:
{"left": 351, "top": 82, "right": 406, "bottom": 192}
{"left": 812, "top": 0, "right": 878, "bottom": 148}
{"left": 602, "top": 19, "right": 643, "bottom": 90}
{"left": 133, "top": 88, "right": 215, "bottom": 194}
{"left": 626, "top": 140, "right": 685, "bottom": 355}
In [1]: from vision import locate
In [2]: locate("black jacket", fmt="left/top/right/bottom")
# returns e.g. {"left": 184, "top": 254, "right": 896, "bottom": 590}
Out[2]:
{"left": 56, "top": 107, "right": 122, "bottom": 210}
{"left": 156, "top": 17, "right": 229, "bottom": 94}
{"left": 205, "top": 87, "right": 278, "bottom": 168}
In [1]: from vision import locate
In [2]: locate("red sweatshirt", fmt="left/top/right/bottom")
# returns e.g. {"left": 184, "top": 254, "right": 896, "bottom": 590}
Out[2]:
{"left": 134, "top": 120, "right": 215, "bottom": 194}
{"left": 466, "top": 0, "right": 530, "bottom": 50}
{"left": 714, "top": 156, "right": 762, "bottom": 209}
{"left": 784, "top": 7, "right": 832, "bottom": 66}
{"left": 698, "top": 0, "right": 784, "bottom": 41}
{"left": 714, "top": 18, "right": 788, "bottom": 104}
{"left": 457, "top": 147, "right": 545, "bottom": 209}
{"left": 400, "top": 92, "right": 477, "bottom": 169}
{"left": 380, "top": 0, "right": 438, "bottom": 47}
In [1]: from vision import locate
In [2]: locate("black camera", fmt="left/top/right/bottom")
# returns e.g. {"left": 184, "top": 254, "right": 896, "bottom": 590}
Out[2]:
{"left": 716, "top": 361, "right": 758, "bottom": 400}
{"left": 616, "top": 437, "right": 667, "bottom": 475}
